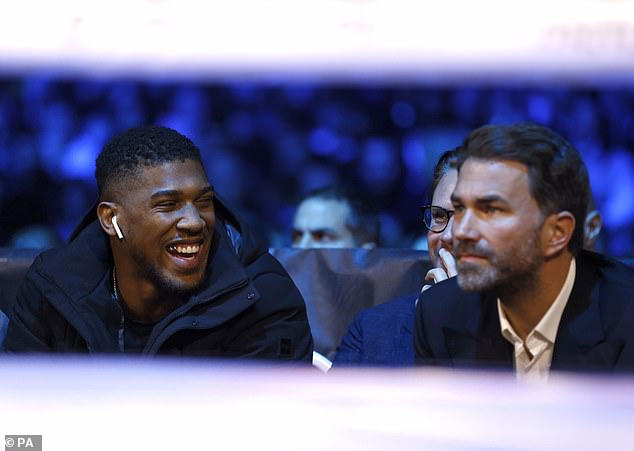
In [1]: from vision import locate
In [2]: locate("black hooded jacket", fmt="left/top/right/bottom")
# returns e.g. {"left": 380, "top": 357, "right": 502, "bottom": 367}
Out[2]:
{"left": 6, "top": 196, "right": 313, "bottom": 361}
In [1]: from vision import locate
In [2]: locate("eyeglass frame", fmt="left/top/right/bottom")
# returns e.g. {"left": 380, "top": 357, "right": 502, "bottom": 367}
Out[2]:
{"left": 419, "top": 204, "right": 455, "bottom": 233}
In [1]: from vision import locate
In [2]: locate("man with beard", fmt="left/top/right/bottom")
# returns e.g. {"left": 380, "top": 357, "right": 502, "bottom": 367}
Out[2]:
{"left": 6, "top": 126, "right": 312, "bottom": 360}
{"left": 414, "top": 123, "right": 634, "bottom": 379}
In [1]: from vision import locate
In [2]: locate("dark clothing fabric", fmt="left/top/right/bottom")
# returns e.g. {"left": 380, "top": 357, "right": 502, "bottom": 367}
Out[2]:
{"left": 6, "top": 196, "right": 313, "bottom": 362}
{"left": 334, "top": 294, "right": 417, "bottom": 367}
{"left": 415, "top": 251, "right": 634, "bottom": 373}
{"left": 0, "top": 309, "right": 8, "bottom": 352}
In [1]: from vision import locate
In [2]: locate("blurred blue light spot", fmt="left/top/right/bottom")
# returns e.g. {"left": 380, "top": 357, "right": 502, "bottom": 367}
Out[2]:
{"left": 378, "top": 212, "right": 404, "bottom": 247}
{"left": 359, "top": 138, "right": 399, "bottom": 187}
{"left": 59, "top": 139, "right": 99, "bottom": 180}
{"left": 309, "top": 127, "right": 339, "bottom": 156}
{"left": 299, "top": 165, "right": 338, "bottom": 194}
{"left": 527, "top": 94, "right": 553, "bottom": 125}
{"left": 226, "top": 112, "right": 254, "bottom": 143}
{"left": 333, "top": 136, "right": 359, "bottom": 163}
{"left": 401, "top": 134, "right": 426, "bottom": 172}
{"left": 283, "top": 85, "right": 316, "bottom": 107}
{"left": 390, "top": 101, "right": 416, "bottom": 128}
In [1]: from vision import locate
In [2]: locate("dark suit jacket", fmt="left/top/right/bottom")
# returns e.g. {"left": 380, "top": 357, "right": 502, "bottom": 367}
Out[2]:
{"left": 334, "top": 294, "right": 418, "bottom": 367}
{"left": 415, "top": 251, "right": 634, "bottom": 373}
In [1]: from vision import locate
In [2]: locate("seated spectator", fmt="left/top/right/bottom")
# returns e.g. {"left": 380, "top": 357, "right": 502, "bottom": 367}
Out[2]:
{"left": 415, "top": 123, "right": 634, "bottom": 378}
{"left": 291, "top": 186, "right": 379, "bottom": 249}
{"left": 333, "top": 147, "right": 461, "bottom": 367}
{"left": 6, "top": 126, "right": 312, "bottom": 360}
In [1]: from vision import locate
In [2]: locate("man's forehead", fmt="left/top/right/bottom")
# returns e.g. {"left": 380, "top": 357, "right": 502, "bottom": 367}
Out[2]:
{"left": 124, "top": 160, "right": 210, "bottom": 194}
{"left": 456, "top": 159, "right": 529, "bottom": 193}
{"left": 294, "top": 198, "right": 351, "bottom": 227}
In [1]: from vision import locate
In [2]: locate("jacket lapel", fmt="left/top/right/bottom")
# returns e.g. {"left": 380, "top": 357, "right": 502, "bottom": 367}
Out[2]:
{"left": 444, "top": 291, "right": 513, "bottom": 369}
{"left": 551, "top": 253, "right": 613, "bottom": 371}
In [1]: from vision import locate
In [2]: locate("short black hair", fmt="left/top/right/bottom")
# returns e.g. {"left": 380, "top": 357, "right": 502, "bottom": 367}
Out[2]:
{"left": 96, "top": 125, "right": 202, "bottom": 200}
{"left": 300, "top": 186, "right": 380, "bottom": 246}
{"left": 459, "top": 122, "right": 589, "bottom": 255}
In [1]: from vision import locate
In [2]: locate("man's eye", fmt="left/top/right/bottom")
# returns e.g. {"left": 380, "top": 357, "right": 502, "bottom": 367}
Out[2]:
{"left": 156, "top": 201, "right": 177, "bottom": 210}
{"left": 312, "top": 231, "right": 326, "bottom": 241}
{"left": 196, "top": 197, "right": 214, "bottom": 208}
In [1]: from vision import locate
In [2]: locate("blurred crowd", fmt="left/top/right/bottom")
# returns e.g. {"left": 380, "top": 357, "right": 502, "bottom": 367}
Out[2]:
{"left": 0, "top": 75, "right": 633, "bottom": 255}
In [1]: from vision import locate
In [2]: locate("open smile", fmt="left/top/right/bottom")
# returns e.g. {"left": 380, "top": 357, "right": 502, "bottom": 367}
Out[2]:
{"left": 166, "top": 240, "right": 206, "bottom": 271}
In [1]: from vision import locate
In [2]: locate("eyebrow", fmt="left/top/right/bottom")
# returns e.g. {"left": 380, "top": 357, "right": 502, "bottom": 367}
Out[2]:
{"left": 150, "top": 185, "right": 214, "bottom": 200}
{"left": 295, "top": 227, "right": 339, "bottom": 236}
{"left": 475, "top": 194, "right": 508, "bottom": 205}
{"left": 310, "top": 227, "right": 338, "bottom": 234}
{"left": 451, "top": 193, "right": 509, "bottom": 205}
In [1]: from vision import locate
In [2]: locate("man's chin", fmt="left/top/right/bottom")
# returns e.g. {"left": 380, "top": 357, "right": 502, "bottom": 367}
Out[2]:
{"left": 456, "top": 271, "right": 496, "bottom": 292}
{"left": 155, "top": 270, "right": 208, "bottom": 298}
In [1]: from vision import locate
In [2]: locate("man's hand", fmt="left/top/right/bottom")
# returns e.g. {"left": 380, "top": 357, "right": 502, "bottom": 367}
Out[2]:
{"left": 422, "top": 248, "right": 458, "bottom": 292}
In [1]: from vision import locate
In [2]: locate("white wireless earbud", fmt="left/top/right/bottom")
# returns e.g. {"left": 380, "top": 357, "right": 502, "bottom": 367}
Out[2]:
{"left": 112, "top": 215, "right": 125, "bottom": 240}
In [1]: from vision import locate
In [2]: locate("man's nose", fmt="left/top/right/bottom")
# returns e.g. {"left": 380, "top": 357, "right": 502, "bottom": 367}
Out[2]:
{"left": 293, "top": 232, "right": 312, "bottom": 249}
{"left": 177, "top": 204, "right": 205, "bottom": 233}
{"left": 441, "top": 216, "right": 454, "bottom": 247}
{"left": 452, "top": 210, "right": 479, "bottom": 242}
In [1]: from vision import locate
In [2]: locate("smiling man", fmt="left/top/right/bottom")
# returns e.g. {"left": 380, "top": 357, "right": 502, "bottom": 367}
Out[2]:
{"left": 6, "top": 126, "right": 312, "bottom": 360}
{"left": 415, "top": 123, "right": 634, "bottom": 378}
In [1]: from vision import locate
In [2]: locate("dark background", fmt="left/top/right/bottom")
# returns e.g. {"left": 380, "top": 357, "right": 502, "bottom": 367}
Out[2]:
{"left": 0, "top": 75, "right": 633, "bottom": 255}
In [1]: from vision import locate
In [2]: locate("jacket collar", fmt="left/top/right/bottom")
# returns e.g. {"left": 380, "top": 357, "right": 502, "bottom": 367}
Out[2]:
{"left": 36, "top": 211, "right": 263, "bottom": 351}
{"left": 550, "top": 251, "right": 607, "bottom": 370}
{"left": 442, "top": 290, "right": 513, "bottom": 369}
{"left": 440, "top": 251, "right": 609, "bottom": 370}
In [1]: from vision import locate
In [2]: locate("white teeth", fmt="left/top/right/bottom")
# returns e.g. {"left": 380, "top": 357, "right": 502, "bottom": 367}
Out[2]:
{"left": 169, "top": 244, "right": 200, "bottom": 254}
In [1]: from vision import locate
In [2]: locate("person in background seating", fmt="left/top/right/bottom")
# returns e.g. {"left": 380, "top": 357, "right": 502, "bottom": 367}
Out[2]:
{"left": 292, "top": 186, "right": 379, "bottom": 249}
{"left": 333, "top": 147, "right": 462, "bottom": 367}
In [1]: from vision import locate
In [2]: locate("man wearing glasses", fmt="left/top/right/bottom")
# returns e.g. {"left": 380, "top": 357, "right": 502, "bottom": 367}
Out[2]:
{"left": 333, "top": 147, "right": 462, "bottom": 367}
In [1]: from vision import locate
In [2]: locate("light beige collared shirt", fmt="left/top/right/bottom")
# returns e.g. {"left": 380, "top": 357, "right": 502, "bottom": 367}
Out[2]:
{"left": 497, "top": 258, "right": 576, "bottom": 382}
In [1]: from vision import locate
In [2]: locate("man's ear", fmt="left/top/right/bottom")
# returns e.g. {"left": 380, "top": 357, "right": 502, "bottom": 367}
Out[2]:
{"left": 542, "top": 211, "right": 575, "bottom": 258}
{"left": 97, "top": 202, "right": 119, "bottom": 239}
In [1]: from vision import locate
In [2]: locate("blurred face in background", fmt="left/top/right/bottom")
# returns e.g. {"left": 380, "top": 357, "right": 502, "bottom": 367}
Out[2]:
{"left": 292, "top": 197, "right": 357, "bottom": 248}
{"left": 427, "top": 169, "right": 458, "bottom": 267}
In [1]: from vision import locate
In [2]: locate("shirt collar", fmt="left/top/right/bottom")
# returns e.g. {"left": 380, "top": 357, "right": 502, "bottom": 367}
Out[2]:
{"left": 498, "top": 258, "right": 576, "bottom": 344}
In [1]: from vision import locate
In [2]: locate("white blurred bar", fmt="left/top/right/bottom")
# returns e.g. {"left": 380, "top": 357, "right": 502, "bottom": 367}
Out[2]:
{"left": 0, "top": 0, "right": 633, "bottom": 83}
{"left": 0, "top": 356, "right": 633, "bottom": 450}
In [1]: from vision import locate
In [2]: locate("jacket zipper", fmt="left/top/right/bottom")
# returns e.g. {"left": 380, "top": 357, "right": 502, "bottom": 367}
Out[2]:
{"left": 143, "top": 277, "right": 250, "bottom": 354}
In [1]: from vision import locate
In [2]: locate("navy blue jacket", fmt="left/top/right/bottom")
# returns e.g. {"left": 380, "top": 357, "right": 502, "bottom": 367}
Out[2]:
{"left": 415, "top": 251, "right": 634, "bottom": 372}
{"left": 334, "top": 294, "right": 418, "bottom": 367}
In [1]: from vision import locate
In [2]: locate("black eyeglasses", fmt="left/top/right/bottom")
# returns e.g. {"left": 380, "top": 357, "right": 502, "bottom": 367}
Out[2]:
{"left": 419, "top": 205, "right": 455, "bottom": 233}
